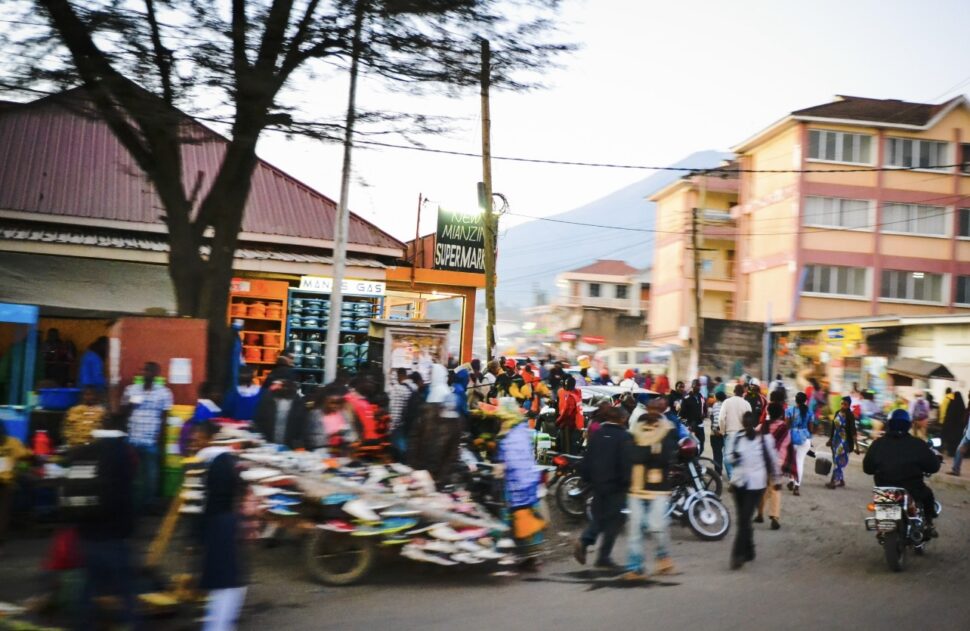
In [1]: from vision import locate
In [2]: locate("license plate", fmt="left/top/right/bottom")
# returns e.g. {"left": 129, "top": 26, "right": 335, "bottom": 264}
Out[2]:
{"left": 875, "top": 505, "right": 901, "bottom": 520}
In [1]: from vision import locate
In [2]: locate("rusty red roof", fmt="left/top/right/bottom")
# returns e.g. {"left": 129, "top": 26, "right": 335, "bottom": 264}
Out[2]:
{"left": 567, "top": 259, "right": 640, "bottom": 276}
{"left": 0, "top": 90, "right": 404, "bottom": 253}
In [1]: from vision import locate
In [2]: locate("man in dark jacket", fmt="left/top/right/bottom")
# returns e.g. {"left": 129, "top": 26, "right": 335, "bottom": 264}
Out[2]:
{"left": 623, "top": 399, "right": 680, "bottom": 580}
{"left": 863, "top": 409, "right": 940, "bottom": 529}
{"left": 254, "top": 379, "right": 309, "bottom": 448}
{"left": 575, "top": 407, "right": 632, "bottom": 568}
{"left": 679, "top": 379, "right": 707, "bottom": 454}
{"left": 67, "top": 413, "right": 137, "bottom": 628}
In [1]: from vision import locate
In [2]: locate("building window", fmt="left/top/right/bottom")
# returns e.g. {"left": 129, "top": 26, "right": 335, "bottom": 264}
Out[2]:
{"left": 961, "top": 144, "right": 970, "bottom": 175}
{"left": 616, "top": 351, "right": 629, "bottom": 364}
{"left": 880, "top": 270, "right": 944, "bottom": 303}
{"left": 803, "top": 196, "right": 871, "bottom": 229}
{"left": 588, "top": 283, "right": 601, "bottom": 298}
{"left": 956, "top": 276, "right": 970, "bottom": 305}
{"left": 882, "top": 202, "right": 947, "bottom": 236}
{"left": 959, "top": 209, "right": 970, "bottom": 238}
{"left": 808, "top": 129, "right": 872, "bottom": 164}
{"left": 885, "top": 137, "right": 949, "bottom": 170}
{"left": 615, "top": 284, "right": 628, "bottom": 300}
{"left": 802, "top": 265, "right": 868, "bottom": 297}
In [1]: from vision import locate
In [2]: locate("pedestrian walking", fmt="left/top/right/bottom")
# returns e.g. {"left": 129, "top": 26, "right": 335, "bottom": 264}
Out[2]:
{"left": 556, "top": 375, "right": 584, "bottom": 455}
{"left": 786, "top": 392, "right": 814, "bottom": 495}
{"left": 679, "top": 379, "right": 707, "bottom": 454}
{"left": 69, "top": 414, "right": 138, "bottom": 629}
{"left": 575, "top": 407, "right": 632, "bottom": 569}
{"left": 826, "top": 396, "right": 857, "bottom": 489}
{"left": 728, "top": 411, "right": 780, "bottom": 570}
{"left": 941, "top": 391, "right": 967, "bottom": 458}
{"left": 755, "top": 403, "right": 795, "bottom": 530}
{"left": 744, "top": 380, "right": 768, "bottom": 425}
{"left": 718, "top": 384, "right": 752, "bottom": 480}
{"left": 196, "top": 420, "right": 248, "bottom": 631}
{"left": 497, "top": 403, "right": 546, "bottom": 571}
{"left": 121, "top": 361, "right": 173, "bottom": 513}
{"left": 622, "top": 404, "right": 679, "bottom": 580}
{"left": 253, "top": 379, "right": 309, "bottom": 449}
{"left": 709, "top": 391, "right": 727, "bottom": 474}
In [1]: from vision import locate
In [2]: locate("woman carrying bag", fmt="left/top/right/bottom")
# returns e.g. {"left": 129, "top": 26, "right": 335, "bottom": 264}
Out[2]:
{"left": 727, "top": 411, "right": 781, "bottom": 570}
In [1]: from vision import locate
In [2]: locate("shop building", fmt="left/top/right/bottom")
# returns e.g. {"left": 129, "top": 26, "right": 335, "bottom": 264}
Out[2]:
{"left": 732, "top": 94, "right": 970, "bottom": 324}
{"left": 0, "top": 88, "right": 481, "bottom": 397}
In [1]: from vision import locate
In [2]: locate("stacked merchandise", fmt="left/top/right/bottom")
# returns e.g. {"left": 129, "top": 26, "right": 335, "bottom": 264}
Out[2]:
{"left": 286, "top": 291, "right": 378, "bottom": 394}
{"left": 162, "top": 405, "right": 195, "bottom": 497}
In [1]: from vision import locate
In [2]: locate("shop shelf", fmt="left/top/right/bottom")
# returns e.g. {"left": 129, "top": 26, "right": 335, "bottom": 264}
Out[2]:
{"left": 234, "top": 315, "right": 284, "bottom": 322}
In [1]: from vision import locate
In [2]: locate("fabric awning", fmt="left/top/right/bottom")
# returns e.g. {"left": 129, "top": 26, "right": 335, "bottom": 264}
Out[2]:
{"left": 886, "top": 357, "right": 955, "bottom": 381}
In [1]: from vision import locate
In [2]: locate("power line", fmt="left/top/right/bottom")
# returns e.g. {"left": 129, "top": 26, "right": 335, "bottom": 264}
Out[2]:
{"left": 354, "top": 138, "right": 965, "bottom": 174}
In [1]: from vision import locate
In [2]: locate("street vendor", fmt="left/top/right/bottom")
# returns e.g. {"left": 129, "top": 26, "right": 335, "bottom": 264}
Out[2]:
{"left": 496, "top": 400, "right": 545, "bottom": 571}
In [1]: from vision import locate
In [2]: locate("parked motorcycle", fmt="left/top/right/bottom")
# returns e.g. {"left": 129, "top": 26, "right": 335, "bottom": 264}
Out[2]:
{"left": 863, "top": 437, "right": 944, "bottom": 571}
{"left": 548, "top": 451, "right": 588, "bottom": 519}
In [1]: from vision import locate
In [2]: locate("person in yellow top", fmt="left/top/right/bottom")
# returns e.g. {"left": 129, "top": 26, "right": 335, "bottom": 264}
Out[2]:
{"left": 940, "top": 387, "right": 953, "bottom": 426}
{"left": 64, "top": 387, "right": 108, "bottom": 447}
{"left": 1, "top": 420, "right": 33, "bottom": 550}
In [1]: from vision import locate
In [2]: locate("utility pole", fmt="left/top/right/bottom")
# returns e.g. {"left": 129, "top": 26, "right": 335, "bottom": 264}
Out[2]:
{"left": 325, "top": 0, "right": 366, "bottom": 382}
{"left": 480, "top": 39, "right": 497, "bottom": 361}
{"left": 689, "top": 171, "right": 707, "bottom": 378}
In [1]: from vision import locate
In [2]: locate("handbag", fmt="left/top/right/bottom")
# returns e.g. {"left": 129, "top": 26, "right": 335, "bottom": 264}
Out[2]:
{"left": 814, "top": 452, "right": 833, "bottom": 476}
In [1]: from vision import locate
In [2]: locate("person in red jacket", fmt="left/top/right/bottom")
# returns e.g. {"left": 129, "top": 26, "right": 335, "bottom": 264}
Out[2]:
{"left": 654, "top": 373, "right": 671, "bottom": 395}
{"left": 346, "top": 376, "right": 381, "bottom": 443}
{"left": 557, "top": 375, "right": 584, "bottom": 454}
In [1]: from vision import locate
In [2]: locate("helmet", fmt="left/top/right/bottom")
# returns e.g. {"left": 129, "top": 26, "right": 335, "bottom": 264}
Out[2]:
{"left": 750, "top": 378, "right": 761, "bottom": 387}
{"left": 678, "top": 436, "right": 699, "bottom": 461}
{"left": 887, "top": 409, "right": 911, "bottom": 433}
{"left": 505, "top": 359, "right": 517, "bottom": 370}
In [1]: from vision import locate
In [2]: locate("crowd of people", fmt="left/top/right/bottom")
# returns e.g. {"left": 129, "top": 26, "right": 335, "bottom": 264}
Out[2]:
{"left": 2, "top": 349, "right": 967, "bottom": 627}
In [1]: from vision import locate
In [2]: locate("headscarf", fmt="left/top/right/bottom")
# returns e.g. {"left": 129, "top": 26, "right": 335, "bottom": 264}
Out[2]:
{"left": 426, "top": 363, "right": 451, "bottom": 404}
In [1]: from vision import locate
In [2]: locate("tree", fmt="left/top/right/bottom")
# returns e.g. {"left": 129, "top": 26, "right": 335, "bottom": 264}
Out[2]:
{"left": 1, "top": 0, "right": 569, "bottom": 385}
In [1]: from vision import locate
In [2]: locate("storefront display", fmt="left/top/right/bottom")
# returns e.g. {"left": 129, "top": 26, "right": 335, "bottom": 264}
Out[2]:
{"left": 228, "top": 278, "right": 289, "bottom": 384}
{"left": 287, "top": 276, "right": 386, "bottom": 394}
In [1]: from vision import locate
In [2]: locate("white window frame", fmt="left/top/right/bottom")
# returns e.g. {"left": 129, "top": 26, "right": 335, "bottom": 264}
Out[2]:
{"left": 881, "top": 202, "right": 950, "bottom": 238}
{"left": 802, "top": 196, "right": 875, "bottom": 231}
{"left": 807, "top": 129, "right": 874, "bottom": 165}
{"left": 879, "top": 269, "right": 948, "bottom": 305}
{"left": 955, "top": 275, "right": 970, "bottom": 306}
{"left": 884, "top": 137, "right": 951, "bottom": 172}
{"left": 801, "top": 264, "right": 870, "bottom": 300}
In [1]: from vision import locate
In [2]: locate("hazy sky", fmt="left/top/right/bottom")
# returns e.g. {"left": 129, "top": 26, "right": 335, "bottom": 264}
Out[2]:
{"left": 255, "top": 0, "right": 970, "bottom": 243}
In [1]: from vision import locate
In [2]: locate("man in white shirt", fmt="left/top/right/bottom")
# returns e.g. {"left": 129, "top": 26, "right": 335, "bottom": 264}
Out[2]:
{"left": 717, "top": 384, "right": 752, "bottom": 480}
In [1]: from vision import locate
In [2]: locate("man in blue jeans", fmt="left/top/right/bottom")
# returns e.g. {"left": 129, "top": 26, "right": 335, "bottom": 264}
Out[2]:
{"left": 623, "top": 400, "right": 680, "bottom": 580}
{"left": 121, "top": 362, "right": 173, "bottom": 512}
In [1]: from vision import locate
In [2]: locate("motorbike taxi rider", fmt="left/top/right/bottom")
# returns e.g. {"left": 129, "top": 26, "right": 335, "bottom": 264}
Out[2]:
{"left": 862, "top": 409, "right": 941, "bottom": 535}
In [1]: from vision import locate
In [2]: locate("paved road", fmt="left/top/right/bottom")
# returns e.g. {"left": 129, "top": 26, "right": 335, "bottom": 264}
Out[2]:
{"left": 239, "top": 460, "right": 970, "bottom": 631}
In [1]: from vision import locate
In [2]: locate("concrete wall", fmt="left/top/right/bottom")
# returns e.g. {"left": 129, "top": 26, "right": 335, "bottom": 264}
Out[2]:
{"left": 580, "top": 309, "right": 648, "bottom": 348}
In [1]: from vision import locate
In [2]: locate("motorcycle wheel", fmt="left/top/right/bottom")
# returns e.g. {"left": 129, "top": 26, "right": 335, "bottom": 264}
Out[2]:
{"left": 556, "top": 475, "right": 589, "bottom": 519}
{"left": 686, "top": 495, "right": 731, "bottom": 541}
{"left": 697, "top": 458, "right": 724, "bottom": 496}
{"left": 305, "top": 530, "right": 376, "bottom": 586}
{"left": 883, "top": 531, "right": 907, "bottom": 572}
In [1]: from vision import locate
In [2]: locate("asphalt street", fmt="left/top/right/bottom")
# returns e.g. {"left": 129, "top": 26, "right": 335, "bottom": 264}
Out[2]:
{"left": 239, "top": 457, "right": 970, "bottom": 631}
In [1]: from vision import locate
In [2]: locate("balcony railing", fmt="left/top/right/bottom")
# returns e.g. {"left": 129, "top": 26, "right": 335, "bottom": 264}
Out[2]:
{"left": 700, "top": 260, "right": 735, "bottom": 281}
{"left": 558, "top": 295, "right": 639, "bottom": 311}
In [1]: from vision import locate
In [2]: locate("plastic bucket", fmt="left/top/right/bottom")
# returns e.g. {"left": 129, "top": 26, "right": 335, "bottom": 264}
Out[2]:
{"left": 0, "top": 406, "right": 29, "bottom": 442}
{"left": 38, "top": 388, "right": 82, "bottom": 410}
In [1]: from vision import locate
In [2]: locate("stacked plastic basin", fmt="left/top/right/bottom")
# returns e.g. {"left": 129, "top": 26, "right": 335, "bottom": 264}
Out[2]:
{"left": 162, "top": 404, "right": 195, "bottom": 497}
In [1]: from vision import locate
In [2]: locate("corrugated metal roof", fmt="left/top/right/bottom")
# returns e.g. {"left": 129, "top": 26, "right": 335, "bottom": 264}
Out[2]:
{"left": 0, "top": 90, "right": 404, "bottom": 252}
{"left": 0, "top": 221, "right": 385, "bottom": 267}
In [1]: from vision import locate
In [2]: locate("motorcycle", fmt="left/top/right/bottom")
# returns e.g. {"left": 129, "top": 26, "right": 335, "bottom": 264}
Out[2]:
{"left": 547, "top": 451, "right": 588, "bottom": 519}
{"left": 863, "top": 437, "right": 944, "bottom": 571}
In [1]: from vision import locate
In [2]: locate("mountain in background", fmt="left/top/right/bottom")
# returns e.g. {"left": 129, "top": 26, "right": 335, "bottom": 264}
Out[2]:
{"left": 495, "top": 150, "right": 731, "bottom": 309}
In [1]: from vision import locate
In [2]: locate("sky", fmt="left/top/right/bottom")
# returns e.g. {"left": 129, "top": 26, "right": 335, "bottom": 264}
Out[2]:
{"left": 254, "top": 0, "right": 970, "bottom": 243}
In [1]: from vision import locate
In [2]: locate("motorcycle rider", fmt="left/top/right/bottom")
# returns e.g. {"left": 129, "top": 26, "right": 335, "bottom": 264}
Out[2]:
{"left": 862, "top": 409, "right": 940, "bottom": 535}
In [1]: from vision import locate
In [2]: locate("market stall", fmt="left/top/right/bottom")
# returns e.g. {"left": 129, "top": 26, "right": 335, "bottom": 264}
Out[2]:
{"left": 0, "top": 302, "right": 38, "bottom": 442}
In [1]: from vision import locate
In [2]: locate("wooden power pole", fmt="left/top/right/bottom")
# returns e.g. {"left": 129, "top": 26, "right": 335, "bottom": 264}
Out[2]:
{"left": 690, "top": 172, "right": 707, "bottom": 377}
{"left": 480, "top": 39, "right": 497, "bottom": 361}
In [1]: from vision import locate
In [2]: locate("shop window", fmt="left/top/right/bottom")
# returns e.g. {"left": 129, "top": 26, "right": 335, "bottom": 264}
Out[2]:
{"left": 588, "top": 283, "right": 601, "bottom": 298}
{"left": 880, "top": 270, "right": 944, "bottom": 303}
{"left": 615, "top": 284, "right": 628, "bottom": 300}
{"left": 802, "top": 265, "right": 868, "bottom": 297}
